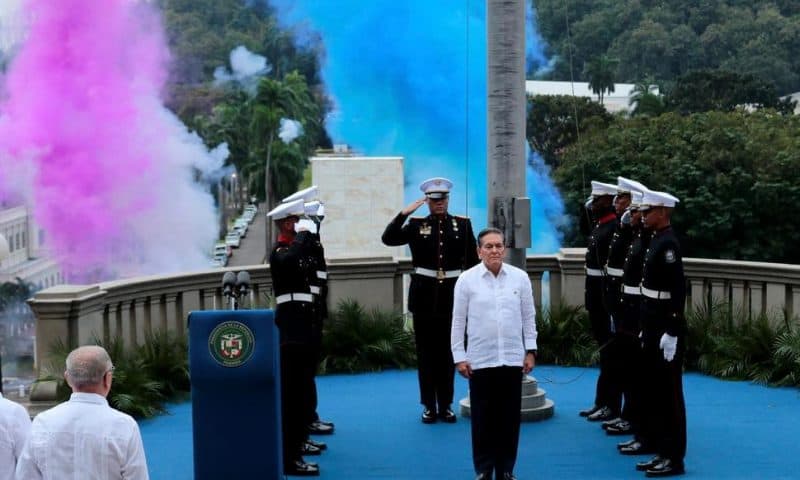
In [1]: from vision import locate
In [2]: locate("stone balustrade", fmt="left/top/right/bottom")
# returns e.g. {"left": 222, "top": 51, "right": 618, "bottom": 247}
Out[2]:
{"left": 28, "top": 249, "right": 800, "bottom": 373}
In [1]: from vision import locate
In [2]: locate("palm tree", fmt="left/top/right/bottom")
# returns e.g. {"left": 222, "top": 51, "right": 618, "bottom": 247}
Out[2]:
{"left": 629, "top": 79, "right": 665, "bottom": 117}
{"left": 585, "top": 55, "right": 618, "bottom": 105}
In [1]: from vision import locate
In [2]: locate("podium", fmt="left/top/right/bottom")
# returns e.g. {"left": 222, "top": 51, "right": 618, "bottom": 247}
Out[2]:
{"left": 188, "top": 310, "right": 282, "bottom": 479}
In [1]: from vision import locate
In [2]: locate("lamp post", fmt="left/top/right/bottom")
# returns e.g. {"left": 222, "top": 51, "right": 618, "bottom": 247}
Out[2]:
{"left": 0, "top": 233, "right": 9, "bottom": 394}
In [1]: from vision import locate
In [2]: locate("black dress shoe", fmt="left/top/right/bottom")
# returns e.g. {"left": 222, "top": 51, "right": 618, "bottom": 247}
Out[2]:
{"left": 308, "top": 421, "right": 334, "bottom": 435}
{"left": 474, "top": 472, "right": 492, "bottom": 480}
{"left": 421, "top": 408, "right": 437, "bottom": 424}
{"left": 438, "top": 407, "right": 457, "bottom": 423}
{"left": 617, "top": 438, "right": 638, "bottom": 450}
{"left": 502, "top": 473, "right": 518, "bottom": 480}
{"left": 636, "top": 455, "right": 664, "bottom": 471}
{"left": 601, "top": 417, "right": 623, "bottom": 429}
{"left": 646, "top": 459, "right": 685, "bottom": 477}
{"left": 284, "top": 460, "right": 320, "bottom": 476}
{"left": 305, "top": 438, "right": 327, "bottom": 450}
{"left": 301, "top": 442, "right": 322, "bottom": 456}
{"left": 620, "top": 441, "right": 656, "bottom": 456}
{"left": 315, "top": 418, "right": 335, "bottom": 428}
{"left": 606, "top": 420, "right": 632, "bottom": 435}
{"left": 587, "top": 406, "right": 614, "bottom": 421}
{"left": 578, "top": 404, "right": 601, "bottom": 417}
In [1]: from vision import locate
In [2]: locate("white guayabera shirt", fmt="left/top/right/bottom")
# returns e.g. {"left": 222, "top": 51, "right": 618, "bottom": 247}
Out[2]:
{"left": 0, "top": 392, "right": 31, "bottom": 480}
{"left": 451, "top": 261, "right": 538, "bottom": 370}
{"left": 15, "top": 392, "right": 149, "bottom": 480}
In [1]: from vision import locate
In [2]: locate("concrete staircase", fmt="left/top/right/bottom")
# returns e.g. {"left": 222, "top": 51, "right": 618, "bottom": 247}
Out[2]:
{"left": 458, "top": 374, "right": 555, "bottom": 422}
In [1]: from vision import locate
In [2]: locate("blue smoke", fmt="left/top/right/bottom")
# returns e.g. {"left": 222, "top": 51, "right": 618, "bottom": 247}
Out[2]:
{"left": 270, "top": 0, "right": 563, "bottom": 252}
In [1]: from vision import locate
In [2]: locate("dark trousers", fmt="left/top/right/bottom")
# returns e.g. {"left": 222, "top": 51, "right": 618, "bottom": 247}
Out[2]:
{"left": 280, "top": 343, "right": 315, "bottom": 465}
{"left": 616, "top": 334, "right": 644, "bottom": 428}
{"left": 469, "top": 366, "right": 523, "bottom": 477}
{"left": 641, "top": 338, "right": 687, "bottom": 463}
{"left": 589, "top": 306, "right": 621, "bottom": 414}
{"left": 412, "top": 312, "right": 455, "bottom": 411}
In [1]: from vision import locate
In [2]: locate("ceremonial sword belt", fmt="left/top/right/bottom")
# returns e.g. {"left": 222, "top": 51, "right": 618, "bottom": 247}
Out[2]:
{"left": 309, "top": 286, "right": 321, "bottom": 294}
{"left": 276, "top": 292, "right": 314, "bottom": 304}
{"left": 641, "top": 287, "right": 672, "bottom": 300}
{"left": 414, "top": 267, "right": 462, "bottom": 280}
{"left": 605, "top": 266, "right": 624, "bottom": 277}
{"left": 622, "top": 285, "right": 641, "bottom": 296}
{"left": 585, "top": 267, "right": 604, "bottom": 277}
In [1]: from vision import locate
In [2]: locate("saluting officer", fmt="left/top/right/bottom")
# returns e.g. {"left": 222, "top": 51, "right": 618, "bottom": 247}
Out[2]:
{"left": 611, "top": 181, "right": 653, "bottom": 448}
{"left": 268, "top": 199, "right": 320, "bottom": 477}
{"left": 580, "top": 181, "right": 619, "bottom": 422}
{"left": 382, "top": 177, "right": 479, "bottom": 424}
{"left": 281, "top": 186, "right": 334, "bottom": 453}
{"left": 634, "top": 189, "right": 687, "bottom": 478}
{"left": 599, "top": 178, "right": 633, "bottom": 432}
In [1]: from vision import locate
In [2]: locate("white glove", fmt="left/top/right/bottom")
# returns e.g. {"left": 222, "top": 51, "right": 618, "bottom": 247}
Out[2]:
{"left": 294, "top": 219, "right": 317, "bottom": 234}
{"left": 659, "top": 333, "right": 678, "bottom": 362}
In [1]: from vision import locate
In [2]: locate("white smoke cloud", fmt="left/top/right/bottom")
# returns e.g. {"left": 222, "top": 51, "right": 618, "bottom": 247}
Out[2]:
{"left": 213, "top": 45, "right": 271, "bottom": 95}
{"left": 278, "top": 117, "right": 303, "bottom": 143}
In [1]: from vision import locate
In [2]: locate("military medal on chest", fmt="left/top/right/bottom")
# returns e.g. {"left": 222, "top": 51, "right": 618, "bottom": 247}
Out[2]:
{"left": 419, "top": 223, "right": 431, "bottom": 236}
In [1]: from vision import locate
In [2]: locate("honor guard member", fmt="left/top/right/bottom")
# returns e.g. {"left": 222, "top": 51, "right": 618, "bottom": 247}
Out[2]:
{"left": 612, "top": 184, "right": 653, "bottom": 446}
{"left": 282, "top": 187, "right": 335, "bottom": 441}
{"left": 635, "top": 189, "right": 687, "bottom": 478}
{"left": 268, "top": 199, "right": 320, "bottom": 477}
{"left": 382, "top": 177, "right": 479, "bottom": 424}
{"left": 580, "top": 180, "right": 619, "bottom": 422}
{"left": 598, "top": 178, "right": 634, "bottom": 432}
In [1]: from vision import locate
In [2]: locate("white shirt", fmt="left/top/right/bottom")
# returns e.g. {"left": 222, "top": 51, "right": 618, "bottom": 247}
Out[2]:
{"left": 451, "top": 261, "right": 537, "bottom": 370}
{"left": 15, "top": 392, "right": 149, "bottom": 480}
{"left": 0, "top": 393, "right": 31, "bottom": 480}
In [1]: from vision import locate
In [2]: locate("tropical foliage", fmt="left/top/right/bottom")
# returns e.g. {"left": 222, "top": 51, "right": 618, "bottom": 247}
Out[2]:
{"left": 553, "top": 110, "right": 800, "bottom": 263}
{"left": 534, "top": 0, "right": 800, "bottom": 94}
{"left": 320, "top": 300, "right": 417, "bottom": 374}
{"left": 534, "top": 302, "right": 597, "bottom": 366}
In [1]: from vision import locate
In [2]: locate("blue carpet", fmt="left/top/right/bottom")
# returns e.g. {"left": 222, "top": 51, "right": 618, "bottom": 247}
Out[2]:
{"left": 139, "top": 367, "right": 800, "bottom": 479}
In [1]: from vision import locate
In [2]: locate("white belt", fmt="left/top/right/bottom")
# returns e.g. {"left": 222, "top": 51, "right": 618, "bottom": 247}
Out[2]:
{"left": 623, "top": 285, "right": 641, "bottom": 295}
{"left": 309, "top": 286, "right": 321, "bottom": 294}
{"left": 316, "top": 271, "right": 327, "bottom": 280}
{"left": 641, "top": 287, "right": 671, "bottom": 300}
{"left": 605, "top": 266, "right": 624, "bottom": 277}
{"left": 414, "top": 267, "right": 462, "bottom": 280}
{"left": 585, "top": 267, "right": 604, "bottom": 277}
{"left": 276, "top": 293, "right": 314, "bottom": 304}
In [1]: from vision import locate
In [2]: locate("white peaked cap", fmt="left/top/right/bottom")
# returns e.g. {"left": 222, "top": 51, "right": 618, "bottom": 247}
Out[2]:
{"left": 617, "top": 176, "right": 648, "bottom": 194}
{"left": 590, "top": 180, "right": 617, "bottom": 196}
{"left": 304, "top": 200, "right": 322, "bottom": 216}
{"left": 282, "top": 185, "right": 318, "bottom": 203}
{"left": 267, "top": 199, "right": 305, "bottom": 220}
{"left": 630, "top": 190, "right": 644, "bottom": 208}
{"left": 640, "top": 189, "right": 680, "bottom": 209}
{"left": 419, "top": 177, "right": 453, "bottom": 199}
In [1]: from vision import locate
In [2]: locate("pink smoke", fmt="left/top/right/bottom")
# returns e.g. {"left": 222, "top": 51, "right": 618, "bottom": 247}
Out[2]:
{"left": 0, "top": 0, "right": 222, "bottom": 282}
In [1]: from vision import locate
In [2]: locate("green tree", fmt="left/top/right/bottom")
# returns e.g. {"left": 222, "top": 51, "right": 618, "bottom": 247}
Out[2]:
{"left": 555, "top": 110, "right": 800, "bottom": 262}
{"left": 665, "top": 69, "right": 796, "bottom": 114}
{"left": 526, "top": 94, "right": 613, "bottom": 167}
{"left": 584, "top": 55, "right": 618, "bottom": 105}
{"left": 628, "top": 80, "right": 665, "bottom": 117}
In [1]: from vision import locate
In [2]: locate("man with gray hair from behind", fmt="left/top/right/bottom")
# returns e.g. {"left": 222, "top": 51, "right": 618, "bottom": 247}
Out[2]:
{"left": 15, "top": 345, "right": 149, "bottom": 480}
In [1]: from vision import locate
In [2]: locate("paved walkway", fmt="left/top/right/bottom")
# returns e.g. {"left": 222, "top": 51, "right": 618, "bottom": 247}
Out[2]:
{"left": 228, "top": 203, "right": 269, "bottom": 267}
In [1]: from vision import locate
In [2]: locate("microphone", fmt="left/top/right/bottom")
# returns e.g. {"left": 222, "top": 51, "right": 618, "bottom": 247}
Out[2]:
{"left": 222, "top": 271, "right": 236, "bottom": 297}
{"left": 236, "top": 271, "right": 251, "bottom": 297}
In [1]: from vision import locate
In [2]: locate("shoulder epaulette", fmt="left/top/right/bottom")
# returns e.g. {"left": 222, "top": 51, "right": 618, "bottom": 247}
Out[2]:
{"left": 455, "top": 215, "right": 470, "bottom": 220}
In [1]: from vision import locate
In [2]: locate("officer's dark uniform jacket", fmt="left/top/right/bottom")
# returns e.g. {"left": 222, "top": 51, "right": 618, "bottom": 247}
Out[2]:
{"left": 640, "top": 226, "right": 686, "bottom": 343}
{"left": 604, "top": 221, "right": 633, "bottom": 329}
{"left": 619, "top": 227, "right": 651, "bottom": 335}
{"left": 382, "top": 212, "right": 479, "bottom": 315}
{"left": 270, "top": 231, "right": 316, "bottom": 345}
{"left": 585, "top": 212, "right": 617, "bottom": 341}
{"left": 306, "top": 232, "right": 328, "bottom": 346}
